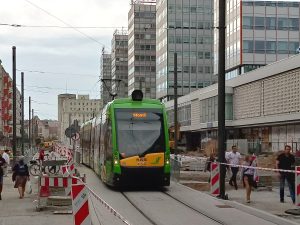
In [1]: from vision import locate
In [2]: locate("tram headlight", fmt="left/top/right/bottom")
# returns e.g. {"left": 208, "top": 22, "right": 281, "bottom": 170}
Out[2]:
{"left": 165, "top": 159, "right": 170, "bottom": 165}
{"left": 114, "top": 160, "right": 118, "bottom": 165}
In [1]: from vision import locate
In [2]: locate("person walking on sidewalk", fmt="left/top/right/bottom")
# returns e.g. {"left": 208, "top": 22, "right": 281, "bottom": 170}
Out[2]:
{"left": 2, "top": 150, "right": 10, "bottom": 177}
{"left": 12, "top": 158, "right": 30, "bottom": 199}
{"left": 226, "top": 145, "right": 242, "bottom": 190}
{"left": 0, "top": 153, "right": 7, "bottom": 200}
{"left": 276, "top": 145, "right": 295, "bottom": 204}
{"left": 242, "top": 155, "right": 257, "bottom": 203}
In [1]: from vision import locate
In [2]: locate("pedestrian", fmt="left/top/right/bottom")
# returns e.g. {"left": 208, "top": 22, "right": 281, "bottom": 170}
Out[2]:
{"left": 2, "top": 150, "right": 10, "bottom": 177}
{"left": 226, "top": 145, "right": 242, "bottom": 190}
{"left": 0, "top": 153, "right": 6, "bottom": 200}
{"left": 12, "top": 157, "right": 30, "bottom": 199}
{"left": 242, "top": 155, "right": 257, "bottom": 203}
{"left": 276, "top": 145, "right": 295, "bottom": 203}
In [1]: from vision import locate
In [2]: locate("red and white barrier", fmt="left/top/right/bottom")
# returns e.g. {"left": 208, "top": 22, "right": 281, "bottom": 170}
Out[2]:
{"left": 296, "top": 166, "right": 300, "bottom": 207}
{"left": 210, "top": 162, "right": 220, "bottom": 196}
{"left": 62, "top": 163, "right": 75, "bottom": 176}
{"left": 71, "top": 184, "right": 91, "bottom": 225}
{"left": 40, "top": 176, "right": 79, "bottom": 197}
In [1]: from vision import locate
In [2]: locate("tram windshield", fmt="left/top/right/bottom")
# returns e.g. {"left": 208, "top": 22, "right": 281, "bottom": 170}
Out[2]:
{"left": 115, "top": 108, "right": 165, "bottom": 159}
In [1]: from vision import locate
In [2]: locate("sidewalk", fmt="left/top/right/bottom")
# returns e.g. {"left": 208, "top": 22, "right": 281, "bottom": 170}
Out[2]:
{"left": 224, "top": 186, "right": 300, "bottom": 223}
{"left": 0, "top": 173, "right": 72, "bottom": 225}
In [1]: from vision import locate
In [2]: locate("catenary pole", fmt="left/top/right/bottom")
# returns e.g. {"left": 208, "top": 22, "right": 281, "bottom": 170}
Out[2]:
{"left": 21, "top": 72, "right": 24, "bottom": 155}
{"left": 174, "top": 52, "right": 178, "bottom": 156}
{"left": 217, "top": 0, "right": 227, "bottom": 199}
{"left": 29, "top": 97, "right": 31, "bottom": 149}
{"left": 12, "top": 46, "right": 17, "bottom": 160}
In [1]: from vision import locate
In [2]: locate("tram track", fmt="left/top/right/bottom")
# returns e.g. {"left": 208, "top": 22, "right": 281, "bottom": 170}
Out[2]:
{"left": 121, "top": 192, "right": 159, "bottom": 225}
{"left": 161, "top": 191, "right": 226, "bottom": 225}
{"left": 121, "top": 190, "right": 226, "bottom": 225}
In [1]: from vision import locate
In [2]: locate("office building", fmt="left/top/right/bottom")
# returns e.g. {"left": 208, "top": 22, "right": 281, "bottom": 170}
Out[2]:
{"left": 156, "top": 0, "right": 216, "bottom": 101}
{"left": 111, "top": 29, "right": 129, "bottom": 98}
{"left": 100, "top": 49, "right": 112, "bottom": 105}
{"left": 214, "top": 0, "right": 300, "bottom": 79}
{"left": 128, "top": 0, "right": 157, "bottom": 98}
{"left": 58, "top": 94, "right": 102, "bottom": 144}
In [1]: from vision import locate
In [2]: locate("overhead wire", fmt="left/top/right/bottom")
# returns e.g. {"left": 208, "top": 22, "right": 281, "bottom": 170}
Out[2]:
{"left": 24, "top": 0, "right": 107, "bottom": 47}
{"left": 0, "top": 23, "right": 126, "bottom": 29}
{"left": 16, "top": 69, "right": 98, "bottom": 78}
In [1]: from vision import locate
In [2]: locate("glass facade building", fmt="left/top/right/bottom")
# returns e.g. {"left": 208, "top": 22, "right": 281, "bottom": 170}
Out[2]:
{"left": 156, "top": 0, "right": 216, "bottom": 101}
{"left": 128, "top": 2, "right": 157, "bottom": 99}
{"left": 111, "top": 29, "right": 128, "bottom": 99}
{"left": 214, "top": 0, "right": 300, "bottom": 80}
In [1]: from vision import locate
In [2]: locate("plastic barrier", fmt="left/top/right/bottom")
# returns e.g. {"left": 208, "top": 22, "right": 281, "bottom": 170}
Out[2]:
{"left": 210, "top": 162, "right": 220, "bottom": 196}
{"left": 71, "top": 184, "right": 91, "bottom": 225}
{"left": 296, "top": 166, "right": 300, "bottom": 207}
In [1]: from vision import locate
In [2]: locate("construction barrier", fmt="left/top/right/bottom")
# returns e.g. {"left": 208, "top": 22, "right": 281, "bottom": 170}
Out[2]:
{"left": 71, "top": 184, "right": 91, "bottom": 225}
{"left": 296, "top": 166, "right": 300, "bottom": 207}
{"left": 210, "top": 162, "right": 220, "bottom": 196}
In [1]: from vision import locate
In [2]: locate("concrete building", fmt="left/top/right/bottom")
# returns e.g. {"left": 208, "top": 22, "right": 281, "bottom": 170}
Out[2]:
{"left": 156, "top": 0, "right": 216, "bottom": 101}
{"left": 128, "top": 0, "right": 157, "bottom": 98}
{"left": 100, "top": 49, "right": 112, "bottom": 105}
{"left": 166, "top": 54, "right": 300, "bottom": 153}
{"left": 111, "top": 29, "right": 128, "bottom": 98}
{"left": 58, "top": 94, "right": 102, "bottom": 144}
{"left": 0, "top": 62, "right": 22, "bottom": 150}
{"left": 214, "top": 0, "right": 300, "bottom": 80}
{"left": 24, "top": 118, "right": 60, "bottom": 142}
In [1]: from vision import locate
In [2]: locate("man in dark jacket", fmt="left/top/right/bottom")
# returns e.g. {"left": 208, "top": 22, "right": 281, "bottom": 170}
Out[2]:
{"left": 276, "top": 145, "right": 295, "bottom": 203}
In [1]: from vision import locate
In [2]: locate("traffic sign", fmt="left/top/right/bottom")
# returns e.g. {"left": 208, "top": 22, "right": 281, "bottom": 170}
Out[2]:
{"left": 65, "top": 127, "right": 76, "bottom": 138}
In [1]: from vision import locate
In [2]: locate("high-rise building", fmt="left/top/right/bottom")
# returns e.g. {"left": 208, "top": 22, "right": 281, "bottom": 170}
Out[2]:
{"left": 100, "top": 49, "right": 112, "bottom": 105}
{"left": 111, "top": 29, "right": 129, "bottom": 98}
{"left": 58, "top": 94, "right": 102, "bottom": 144}
{"left": 128, "top": 0, "right": 157, "bottom": 98}
{"left": 214, "top": 0, "right": 300, "bottom": 80}
{"left": 156, "top": 0, "right": 216, "bottom": 101}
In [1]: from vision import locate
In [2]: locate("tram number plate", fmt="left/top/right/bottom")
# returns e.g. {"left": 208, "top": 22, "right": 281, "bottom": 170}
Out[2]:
{"left": 136, "top": 157, "right": 147, "bottom": 166}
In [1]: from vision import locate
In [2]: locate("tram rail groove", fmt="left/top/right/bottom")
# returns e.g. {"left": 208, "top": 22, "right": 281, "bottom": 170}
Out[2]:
{"left": 121, "top": 192, "right": 159, "bottom": 225}
{"left": 121, "top": 190, "right": 225, "bottom": 225}
{"left": 162, "top": 191, "right": 226, "bottom": 225}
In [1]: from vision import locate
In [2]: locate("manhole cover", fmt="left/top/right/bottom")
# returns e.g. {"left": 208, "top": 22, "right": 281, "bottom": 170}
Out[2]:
{"left": 215, "top": 205, "right": 233, "bottom": 208}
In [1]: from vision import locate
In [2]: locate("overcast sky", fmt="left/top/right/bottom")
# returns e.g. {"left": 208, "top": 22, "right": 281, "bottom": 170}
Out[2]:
{"left": 0, "top": 0, "right": 130, "bottom": 120}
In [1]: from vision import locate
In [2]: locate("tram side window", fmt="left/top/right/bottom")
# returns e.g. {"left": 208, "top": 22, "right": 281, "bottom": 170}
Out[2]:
{"left": 104, "top": 119, "right": 113, "bottom": 160}
{"left": 107, "top": 120, "right": 113, "bottom": 160}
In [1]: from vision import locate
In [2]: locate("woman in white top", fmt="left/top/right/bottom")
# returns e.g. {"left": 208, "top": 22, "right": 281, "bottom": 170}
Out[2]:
{"left": 242, "top": 155, "right": 257, "bottom": 203}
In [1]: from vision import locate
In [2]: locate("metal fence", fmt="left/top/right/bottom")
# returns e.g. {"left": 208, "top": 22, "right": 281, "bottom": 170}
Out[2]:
{"left": 170, "top": 157, "right": 181, "bottom": 182}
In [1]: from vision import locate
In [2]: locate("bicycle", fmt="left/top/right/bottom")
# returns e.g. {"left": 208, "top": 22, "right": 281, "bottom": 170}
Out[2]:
{"left": 29, "top": 158, "right": 61, "bottom": 176}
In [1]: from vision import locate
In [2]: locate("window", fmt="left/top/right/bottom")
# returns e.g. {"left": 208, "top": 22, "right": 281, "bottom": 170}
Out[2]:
{"left": 198, "top": 66, "right": 203, "bottom": 73}
{"left": 255, "top": 41, "right": 265, "bottom": 54}
{"left": 266, "top": 17, "right": 276, "bottom": 30}
{"left": 266, "top": 41, "right": 276, "bottom": 54}
{"left": 176, "top": 36, "right": 182, "bottom": 44}
{"left": 198, "top": 52, "right": 203, "bottom": 59}
{"left": 205, "top": 52, "right": 211, "bottom": 59}
{"left": 289, "top": 42, "right": 299, "bottom": 54}
{"left": 278, "top": 18, "right": 289, "bottom": 30}
{"left": 277, "top": 41, "right": 288, "bottom": 54}
{"left": 183, "top": 66, "right": 189, "bottom": 73}
{"left": 255, "top": 17, "right": 265, "bottom": 30}
{"left": 190, "top": 36, "right": 196, "bottom": 44}
{"left": 191, "top": 66, "right": 196, "bottom": 73}
{"left": 243, "top": 40, "right": 253, "bottom": 53}
{"left": 205, "top": 66, "right": 211, "bottom": 74}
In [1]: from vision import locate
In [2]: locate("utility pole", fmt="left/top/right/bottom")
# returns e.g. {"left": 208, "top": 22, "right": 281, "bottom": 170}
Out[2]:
{"left": 217, "top": 0, "right": 227, "bottom": 199}
{"left": 21, "top": 72, "right": 24, "bottom": 155}
{"left": 174, "top": 52, "right": 178, "bottom": 156}
{"left": 29, "top": 97, "right": 31, "bottom": 149}
{"left": 32, "top": 109, "right": 34, "bottom": 147}
{"left": 12, "top": 46, "right": 17, "bottom": 160}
